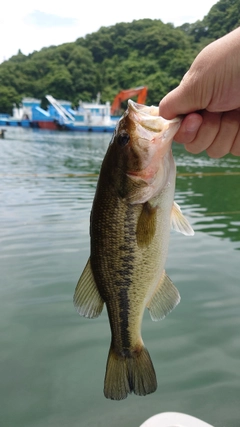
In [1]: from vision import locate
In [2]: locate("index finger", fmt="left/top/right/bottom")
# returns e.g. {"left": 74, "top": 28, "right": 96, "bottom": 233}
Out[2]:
{"left": 173, "top": 113, "right": 203, "bottom": 144}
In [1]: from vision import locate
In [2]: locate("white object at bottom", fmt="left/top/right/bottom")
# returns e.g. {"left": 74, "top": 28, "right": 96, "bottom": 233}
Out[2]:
{"left": 139, "top": 412, "right": 214, "bottom": 427}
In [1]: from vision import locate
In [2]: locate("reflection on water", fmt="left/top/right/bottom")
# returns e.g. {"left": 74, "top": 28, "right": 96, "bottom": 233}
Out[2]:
{"left": 0, "top": 128, "right": 240, "bottom": 427}
{"left": 173, "top": 144, "right": 240, "bottom": 247}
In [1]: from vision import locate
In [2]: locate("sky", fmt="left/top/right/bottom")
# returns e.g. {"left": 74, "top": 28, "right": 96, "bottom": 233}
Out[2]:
{"left": 0, "top": 0, "right": 218, "bottom": 63}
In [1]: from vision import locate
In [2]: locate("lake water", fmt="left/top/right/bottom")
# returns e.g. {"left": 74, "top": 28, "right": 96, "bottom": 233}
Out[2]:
{"left": 0, "top": 127, "right": 240, "bottom": 427}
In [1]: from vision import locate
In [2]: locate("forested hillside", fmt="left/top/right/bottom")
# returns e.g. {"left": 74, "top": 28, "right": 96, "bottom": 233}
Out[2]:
{"left": 0, "top": 0, "right": 239, "bottom": 114}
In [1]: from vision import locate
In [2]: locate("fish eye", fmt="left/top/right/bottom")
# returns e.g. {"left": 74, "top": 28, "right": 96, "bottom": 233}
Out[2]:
{"left": 117, "top": 132, "right": 130, "bottom": 147}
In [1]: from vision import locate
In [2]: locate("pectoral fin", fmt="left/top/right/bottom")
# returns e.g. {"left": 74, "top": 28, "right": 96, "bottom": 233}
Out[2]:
{"left": 136, "top": 202, "right": 157, "bottom": 248}
{"left": 146, "top": 271, "right": 180, "bottom": 321}
{"left": 171, "top": 201, "right": 194, "bottom": 236}
{"left": 73, "top": 258, "right": 104, "bottom": 318}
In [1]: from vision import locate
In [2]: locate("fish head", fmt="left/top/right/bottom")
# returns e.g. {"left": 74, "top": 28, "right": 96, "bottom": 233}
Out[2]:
{"left": 105, "top": 99, "right": 181, "bottom": 204}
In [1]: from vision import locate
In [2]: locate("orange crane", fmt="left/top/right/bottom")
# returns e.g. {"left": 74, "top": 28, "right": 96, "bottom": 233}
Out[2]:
{"left": 111, "top": 86, "right": 148, "bottom": 115}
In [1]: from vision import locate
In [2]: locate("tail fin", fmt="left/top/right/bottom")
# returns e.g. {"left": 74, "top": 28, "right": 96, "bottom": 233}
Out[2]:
{"left": 104, "top": 345, "right": 157, "bottom": 400}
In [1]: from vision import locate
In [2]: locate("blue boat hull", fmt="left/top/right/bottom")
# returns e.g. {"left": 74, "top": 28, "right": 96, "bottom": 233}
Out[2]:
{"left": 63, "top": 123, "right": 115, "bottom": 132}
{"left": 0, "top": 118, "right": 115, "bottom": 132}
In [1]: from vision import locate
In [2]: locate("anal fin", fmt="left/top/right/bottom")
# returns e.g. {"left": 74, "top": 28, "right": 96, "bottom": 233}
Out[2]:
{"left": 73, "top": 258, "right": 104, "bottom": 318}
{"left": 146, "top": 271, "right": 180, "bottom": 321}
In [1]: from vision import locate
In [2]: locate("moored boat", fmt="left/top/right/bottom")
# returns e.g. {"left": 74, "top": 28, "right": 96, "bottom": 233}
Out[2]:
{"left": 0, "top": 95, "right": 118, "bottom": 132}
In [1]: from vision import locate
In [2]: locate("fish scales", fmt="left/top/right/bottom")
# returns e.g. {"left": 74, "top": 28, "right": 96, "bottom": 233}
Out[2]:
{"left": 91, "top": 185, "right": 141, "bottom": 353}
{"left": 74, "top": 100, "right": 194, "bottom": 400}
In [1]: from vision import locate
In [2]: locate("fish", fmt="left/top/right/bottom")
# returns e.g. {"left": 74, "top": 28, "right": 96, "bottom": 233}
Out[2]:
{"left": 73, "top": 99, "right": 194, "bottom": 400}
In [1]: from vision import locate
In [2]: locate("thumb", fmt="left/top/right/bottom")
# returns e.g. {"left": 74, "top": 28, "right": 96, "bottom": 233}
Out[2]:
{"left": 159, "top": 89, "right": 182, "bottom": 120}
{"left": 159, "top": 73, "right": 204, "bottom": 119}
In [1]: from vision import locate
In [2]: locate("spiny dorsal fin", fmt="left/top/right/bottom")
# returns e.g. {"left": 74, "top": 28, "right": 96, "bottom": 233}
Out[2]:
{"left": 136, "top": 202, "right": 157, "bottom": 248}
{"left": 171, "top": 201, "right": 194, "bottom": 236}
{"left": 73, "top": 258, "right": 104, "bottom": 318}
{"left": 146, "top": 271, "right": 180, "bottom": 321}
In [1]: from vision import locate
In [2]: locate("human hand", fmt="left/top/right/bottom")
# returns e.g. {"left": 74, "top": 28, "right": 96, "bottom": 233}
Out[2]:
{"left": 159, "top": 27, "right": 240, "bottom": 158}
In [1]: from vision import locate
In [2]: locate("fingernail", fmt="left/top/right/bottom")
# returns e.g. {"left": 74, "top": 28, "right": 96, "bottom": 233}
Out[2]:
{"left": 185, "top": 121, "right": 200, "bottom": 132}
{"left": 185, "top": 117, "right": 202, "bottom": 133}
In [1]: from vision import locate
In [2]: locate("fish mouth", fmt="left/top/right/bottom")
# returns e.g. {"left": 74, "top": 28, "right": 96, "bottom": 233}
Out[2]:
{"left": 127, "top": 99, "right": 181, "bottom": 138}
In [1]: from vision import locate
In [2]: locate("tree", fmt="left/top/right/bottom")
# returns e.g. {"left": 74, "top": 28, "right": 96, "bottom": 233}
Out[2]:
{"left": 0, "top": 86, "right": 21, "bottom": 114}
{"left": 43, "top": 65, "right": 73, "bottom": 99}
{"left": 0, "top": 0, "right": 238, "bottom": 110}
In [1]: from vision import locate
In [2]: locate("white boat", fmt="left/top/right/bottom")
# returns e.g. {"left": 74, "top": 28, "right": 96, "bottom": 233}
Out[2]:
{"left": 140, "top": 412, "right": 214, "bottom": 427}
{"left": 47, "top": 94, "right": 118, "bottom": 132}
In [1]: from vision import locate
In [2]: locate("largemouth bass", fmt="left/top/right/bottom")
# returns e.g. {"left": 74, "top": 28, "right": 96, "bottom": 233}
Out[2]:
{"left": 74, "top": 100, "right": 194, "bottom": 400}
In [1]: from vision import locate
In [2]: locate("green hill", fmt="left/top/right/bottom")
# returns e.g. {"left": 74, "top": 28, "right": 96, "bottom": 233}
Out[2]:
{"left": 0, "top": 0, "right": 239, "bottom": 114}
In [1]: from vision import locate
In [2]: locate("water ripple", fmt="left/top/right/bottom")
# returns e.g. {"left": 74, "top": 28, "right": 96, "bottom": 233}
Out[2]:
{"left": 0, "top": 128, "right": 240, "bottom": 427}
